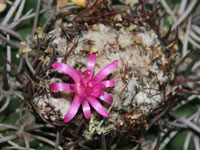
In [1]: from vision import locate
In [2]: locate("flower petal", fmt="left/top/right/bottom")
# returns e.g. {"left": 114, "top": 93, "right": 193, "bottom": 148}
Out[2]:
{"left": 52, "top": 62, "right": 80, "bottom": 82}
{"left": 78, "top": 70, "right": 82, "bottom": 76}
{"left": 101, "top": 80, "right": 115, "bottom": 88}
{"left": 82, "top": 100, "right": 91, "bottom": 119}
{"left": 49, "top": 83, "right": 75, "bottom": 92}
{"left": 85, "top": 54, "right": 96, "bottom": 79}
{"left": 94, "top": 60, "right": 118, "bottom": 82}
{"left": 99, "top": 92, "right": 113, "bottom": 105}
{"left": 87, "top": 97, "right": 109, "bottom": 118}
{"left": 64, "top": 94, "right": 81, "bottom": 122}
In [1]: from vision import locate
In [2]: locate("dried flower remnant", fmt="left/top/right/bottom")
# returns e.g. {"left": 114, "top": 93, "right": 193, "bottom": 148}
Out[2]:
{"left": 50, "top": 54, "right": 118, "bottom": 122}
{"left": 19, "top": 41, "right": 32, "bottom": 55}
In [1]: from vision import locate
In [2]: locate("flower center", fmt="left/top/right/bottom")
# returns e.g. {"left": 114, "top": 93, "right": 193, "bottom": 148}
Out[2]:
{"left": 76, "top": 76, "right": 105, "bottom": 98}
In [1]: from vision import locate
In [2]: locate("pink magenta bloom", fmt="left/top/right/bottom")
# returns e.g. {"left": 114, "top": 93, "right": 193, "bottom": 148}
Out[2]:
{"left": 49, "top": 54, "right": 118, "bottom": 122}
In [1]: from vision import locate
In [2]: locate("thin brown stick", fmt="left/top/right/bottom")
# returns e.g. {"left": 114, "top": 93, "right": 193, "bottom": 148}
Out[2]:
{"left": 33, "top": 130, "right": 56, "bottom": 137}
{"left": 0, "top": 135, "right": 28, "bottom": 150}
{"left": 42, "top": 11, "right": 55, "bottom": 31}
{"left": 178, "top": 118, "right": 200, "bottom": 134}
{"left": 0, "top": 123, "right": 18, "bottom": 130}
{"left": 193, "top": 134, "right": 200, "bottom": 150}
{"left": 0, "top": 96, "right": 10, "bottom": 112}
{"left": 74, "top": 0, "right": 99, "bottom": 21}
{"left": 184, "top": 54, "right": 199, "bottom": 75}
{"left": 175, "top": 49, "right": 194, "bottom": 73}
{"left": 101, "top": 134, "right": 107, "bottom": 150}
{"left": 189, "top": 37, "right": 200, "bottom": 49}
{"left": 31, "top": 135, "right": 63, "bottom": 150}
{"left": 0, "top": 33, "right": 20, "bottom": 48}
{"left": 182, "top": 16, "right": 191, "bottom": 57}
{"left": 0, "top": 26, "right": 24, "bottom": 41}
{"left": 190, "top": 30, "right": 200, "bottom": 43}
{"left": 184, "top": 131, "right": 192, "bottom": 150}
{"left": 191, "top": 24, "right": 200, "bottom": 35}
{"left": 23, "top": 134, "right": 30, "bottom": 150}
{"left": 170, "top": 113, "right": 200, "bottom": 134}
{"left": 172, "top": 0, "right": 198, "bottom": 30}
{"left": 0, "top": 135, "right": 18, "bottom": 143}
{"left": 79, "top": 143, "right": 93, "bottom": 150}
{"left": 174, "top": 77, "right": 200, "bottom": 85}
{"left": 24, "top": 54, "right": 35, "bottom": 75}
{"left": 3, "top": 67, "right": 10, "bottom": 90}
{"left": 160, "top": 0, "right": 173, "bottom": 15}
{"left": 181, "top": 89, "right": 200, "bottom": 95}
{"left": 1, "top": 0, "right": 21, "bottom": 26}
{"left": 64, "top": 138, "right": 82, "bottom": 149}
{"left": 32, "top": 0, "right": 41, "bottom": 37}
{"left": 5, "top": 147, "right": 35, "bottom": 150}
{"left": 0, "top": 53, "right": 23, "bottom": 83}
{"left": 10, "top": 9, "right": 46, "bottom": 29}
{"left": 159, "top": 130, "right": 179, "bottom": 150}
{"left": 17, "top": 57, "right": 24, "bottom": 73}
{"left": 178, "top": 0, "right": 187, "bottom": 15}
{"left": 14, "top": 0, "right": 26, "bottom": 21}
{"left": 172, "top": 95, "right": 197, "bottom": 111}
{"left": 55, "top": 130, "right": 60, "bottom": 150}
{"left": 153, "top": 132, "right": 161, "bottom": 150}
{"left": 149, "top": 101, "right": 173, "bottom": 128}
{"left": 25, "top": 124, "right": 54, "bottom": 131}
{"left": 6, "top": 34, "right": 11, "bottom": 73}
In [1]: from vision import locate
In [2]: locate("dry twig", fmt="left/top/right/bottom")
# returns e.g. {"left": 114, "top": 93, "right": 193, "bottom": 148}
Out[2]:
{"left": 32, "top": 0, "right": 41, "bottom": 37}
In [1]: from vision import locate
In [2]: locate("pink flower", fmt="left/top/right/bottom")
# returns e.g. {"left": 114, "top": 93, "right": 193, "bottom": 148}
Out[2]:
{"left": 49, "top": 54, "right": 118, "bottom": 122}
